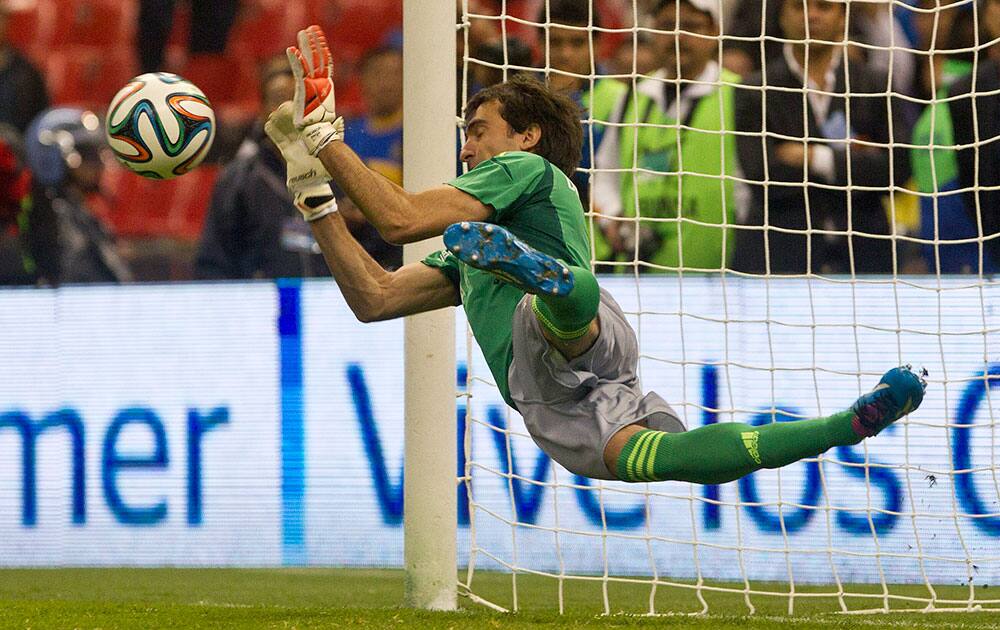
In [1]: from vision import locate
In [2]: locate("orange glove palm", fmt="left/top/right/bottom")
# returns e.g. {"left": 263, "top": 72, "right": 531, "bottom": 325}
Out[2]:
{"left": 287, "top": 25, "right": 343, "bottom": 155}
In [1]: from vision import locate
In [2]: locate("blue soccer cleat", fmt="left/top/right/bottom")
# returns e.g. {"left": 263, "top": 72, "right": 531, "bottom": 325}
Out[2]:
{"left": 443, "top": 221, "right": 575, "bottom": 296}
{"left": 851, "top": 365, "right": 928, "bottom": 439}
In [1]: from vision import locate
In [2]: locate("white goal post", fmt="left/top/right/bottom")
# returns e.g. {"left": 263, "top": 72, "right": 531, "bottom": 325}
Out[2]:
{"left": 402, "top": 0, "right": 457, "bottom": 612}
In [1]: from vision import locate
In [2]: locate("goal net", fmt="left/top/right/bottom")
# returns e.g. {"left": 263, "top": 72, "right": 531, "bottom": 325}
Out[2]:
{"left": 455, "top": 0, "right": 1000, "bottom": 615}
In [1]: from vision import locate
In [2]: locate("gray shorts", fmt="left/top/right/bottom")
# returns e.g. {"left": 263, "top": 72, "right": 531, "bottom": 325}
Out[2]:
{"left": 507, "top": 288, "right": 686, "bottom": 480}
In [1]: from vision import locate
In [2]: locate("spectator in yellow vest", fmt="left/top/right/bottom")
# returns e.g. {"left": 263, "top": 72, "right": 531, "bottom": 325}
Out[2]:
{"left": 592, "top": 0, "right": 741, "bottom": 272}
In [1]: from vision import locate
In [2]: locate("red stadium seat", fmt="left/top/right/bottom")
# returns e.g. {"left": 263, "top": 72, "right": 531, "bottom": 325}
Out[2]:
{"left": 181, "top": 53, "right": 258, "bottom": 111}
{"left": 229, "top": 1, "right": 295, "bottom": 62}
{"left": 45, "top": 47, "right": 136, "bottom": 110}
{"left": 169, "top": 165, "right": 218, "bottom": 241}
{"left": 302, "top": 0, "right": 332, "bottom": 26}
{"left": 20, "top": 0, "right": 405, "bottom": 117}
{"left": 104, "top": 164, "right": 219, "bottom": 241}
{"left": 48, "top": 0, "right": 133, "bottom": 49}
{"left": 319, "top": 0, "right": 402, "bottom": 62}
{"left": 104, "top": 166, "right": 182, "bottom": 238}
{"left": 165, "top": 0, "right": 298, "bottom": 66}
{"left": 336, "top": 78, "right": 364, "bottom": 120}
{"left": 166, "top": 0, "right": 191, "bottom": 50}
{"left": 287, "top": 0, "right": 401, "bottom": 119}
{"left": 4, "top": 3, "right": 42, "bottom": 51}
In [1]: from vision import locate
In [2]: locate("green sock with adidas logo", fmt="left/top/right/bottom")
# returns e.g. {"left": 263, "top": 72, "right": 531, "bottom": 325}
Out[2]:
{"left": 532, "top": 265, "right": 600, "bottom": 341}
{"left": 615, "top": 410, "right": 859, "bottom": 484}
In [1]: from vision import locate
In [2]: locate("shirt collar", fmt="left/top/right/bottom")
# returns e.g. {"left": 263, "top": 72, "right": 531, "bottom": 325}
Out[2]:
{"left": 637, "top": 60, "right": 722, "bottom": 107}
{"left": 782, "top": 42, "right": 842, "bottom": 91}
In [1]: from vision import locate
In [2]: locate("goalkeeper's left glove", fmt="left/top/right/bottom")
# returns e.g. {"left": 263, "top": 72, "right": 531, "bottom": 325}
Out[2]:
{"left": 287, "top": 25, "right": 344, "bottom": 156}
{"left": 265, "top": 101, "right": 339, "bottom": 222}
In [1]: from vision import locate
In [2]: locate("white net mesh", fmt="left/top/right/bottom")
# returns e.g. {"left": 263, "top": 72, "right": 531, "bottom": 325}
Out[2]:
{"left": 456, "top": 0, "right": 1000, "bottom": 615}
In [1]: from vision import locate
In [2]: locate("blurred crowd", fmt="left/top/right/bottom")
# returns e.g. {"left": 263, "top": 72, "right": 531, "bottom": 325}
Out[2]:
{"left": 2, "top": 0, "right": 1000, "bottom": 286}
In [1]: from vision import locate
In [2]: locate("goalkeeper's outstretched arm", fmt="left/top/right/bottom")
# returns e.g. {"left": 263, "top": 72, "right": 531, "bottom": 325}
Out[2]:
{"left": 317, "top": 140, "right": 490, "bottom": 244}
{"left": 263, "top": 89, "right": 459, "bottom": 324}
{"left": 285, "top": 25, "right": 490, "bottom": 244}
{"left": 309, "top": 212, "right": 460, "bottom": 322}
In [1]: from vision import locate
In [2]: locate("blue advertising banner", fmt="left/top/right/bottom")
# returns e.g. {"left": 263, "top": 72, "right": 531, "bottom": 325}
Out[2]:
{"left": 1, "top": 277, "right": 999, "bottom": 586}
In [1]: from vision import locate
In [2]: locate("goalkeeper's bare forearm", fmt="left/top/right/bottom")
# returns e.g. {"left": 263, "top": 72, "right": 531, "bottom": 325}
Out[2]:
{"left": 309, "top": 211, "right": 459, "bottom": 322}
{"left": 316, "top": 141, "right": 490, "bottom": 244}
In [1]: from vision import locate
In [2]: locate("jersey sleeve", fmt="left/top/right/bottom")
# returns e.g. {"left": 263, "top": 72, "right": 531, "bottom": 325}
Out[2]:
{"left": 447, "top": 152, "right": 545, "bottom": 222}
{"left": 420, "top": 249, "right": 461, "bottom": 288}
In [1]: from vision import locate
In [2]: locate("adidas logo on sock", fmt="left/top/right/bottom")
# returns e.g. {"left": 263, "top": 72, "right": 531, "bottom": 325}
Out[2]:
{"left": 741, "top": 431, "right": 762, "bottom": 465}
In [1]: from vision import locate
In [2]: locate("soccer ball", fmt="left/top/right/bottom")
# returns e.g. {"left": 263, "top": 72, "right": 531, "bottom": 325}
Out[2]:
{"left": 105, "top": 73, "right": 216, "bottom": 180}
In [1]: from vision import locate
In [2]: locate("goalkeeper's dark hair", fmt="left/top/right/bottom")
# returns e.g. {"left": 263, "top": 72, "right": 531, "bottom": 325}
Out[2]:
{"left": 465, "top": 74, "right": 583, "bottom": 179}
{"left": 537, "top": 0, "right": 602, "bottom": 29}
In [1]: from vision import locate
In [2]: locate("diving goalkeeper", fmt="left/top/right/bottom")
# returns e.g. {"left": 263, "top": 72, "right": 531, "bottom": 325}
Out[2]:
{"left": 265, "top": 25, "right": 926, "bottom": 484}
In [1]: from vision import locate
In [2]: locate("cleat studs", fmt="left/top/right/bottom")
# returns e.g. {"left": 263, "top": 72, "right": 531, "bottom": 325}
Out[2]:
{"left": 485, "top": 225, "right": 494, "bottom": 233}
{"left": 451, "top": 245, "right": 461, "bottom": 253}
{"left": 461, "top": 222, "right": 470, "bottom": 231}
{"left": 562, "top": 267, "right": 570, "bottom": 277}
{"left": 471, "top": 254, "right": 479, "bottom": 262}
{"left": 550, "top": 287, "right": 559, "bottom": 294}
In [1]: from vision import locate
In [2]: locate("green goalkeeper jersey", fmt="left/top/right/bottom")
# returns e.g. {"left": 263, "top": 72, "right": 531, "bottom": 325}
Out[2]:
{"left": 422, "top": 151, "right": 592, "bottom": 407}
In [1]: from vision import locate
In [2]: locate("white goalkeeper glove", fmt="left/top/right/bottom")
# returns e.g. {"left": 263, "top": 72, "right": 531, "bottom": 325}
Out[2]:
{"left": 264, "top": 101, "right": 339, "bottom": 222}
{"left": 287, "top": 25, "right": 344, "bottom": 156}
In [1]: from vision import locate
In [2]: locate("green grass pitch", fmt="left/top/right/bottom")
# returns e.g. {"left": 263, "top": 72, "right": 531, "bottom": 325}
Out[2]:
{"left": 2, "top": 569, "right": 1000, "bottom": 629}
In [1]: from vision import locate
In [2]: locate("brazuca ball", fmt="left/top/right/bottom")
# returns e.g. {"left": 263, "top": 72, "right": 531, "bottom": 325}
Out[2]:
{"left": 105, "top": 72, "right": 216, "bottom": 180}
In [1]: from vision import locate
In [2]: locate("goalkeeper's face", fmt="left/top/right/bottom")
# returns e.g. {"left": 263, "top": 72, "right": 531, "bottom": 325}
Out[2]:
{"left": 460, "top": 99, "right": 540, "bottom": 170}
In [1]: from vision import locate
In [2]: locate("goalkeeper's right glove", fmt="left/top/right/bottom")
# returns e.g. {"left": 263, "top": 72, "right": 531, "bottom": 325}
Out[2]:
{"left": 287, "top": 25, "right": 344, "bottom": 156}
{"left": 264, "top": 101, "right": 339, "bottom": 222}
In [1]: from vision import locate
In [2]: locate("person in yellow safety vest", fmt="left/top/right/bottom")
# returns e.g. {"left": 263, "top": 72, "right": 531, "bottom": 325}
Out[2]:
{"left": 538, "top": 0, "right": 627, "bottom": 266}
{"left": 592, "top": 0, "right": 741, "bottom": 273}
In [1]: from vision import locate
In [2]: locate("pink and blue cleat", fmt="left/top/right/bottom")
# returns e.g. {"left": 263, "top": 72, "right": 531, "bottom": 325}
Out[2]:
{"left": 443, "top": 221, "right": 575, "bottom": 296}
{"left": 851, "top": 365, "right": 928, "bottom": 438}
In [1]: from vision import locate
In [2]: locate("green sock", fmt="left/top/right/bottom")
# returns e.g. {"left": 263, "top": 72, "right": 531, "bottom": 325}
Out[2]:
{"left": 616, "top": 410, "right": 859, "bottom": 484}
{"left": 531, "top": 266, "right": 600, "bottom": 340}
